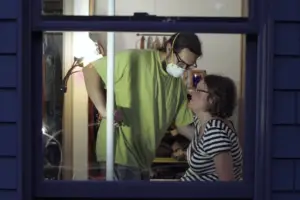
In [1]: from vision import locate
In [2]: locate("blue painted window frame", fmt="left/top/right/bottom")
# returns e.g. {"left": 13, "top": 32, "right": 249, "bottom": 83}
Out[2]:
{"left": 33, "top": 0, "right": 260, "bottom": 33}
{"left": 22, "top": 0, "right": 273, "bottom": 198}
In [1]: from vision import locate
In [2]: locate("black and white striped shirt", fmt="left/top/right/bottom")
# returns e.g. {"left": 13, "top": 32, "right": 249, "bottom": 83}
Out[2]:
{"left": 181, "top": 117, "right": 243, "bottom": 181}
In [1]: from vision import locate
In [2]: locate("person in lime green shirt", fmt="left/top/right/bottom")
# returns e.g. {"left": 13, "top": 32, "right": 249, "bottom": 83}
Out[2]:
{"left": 83, "top": 33, "right": 202, "bottom": 180}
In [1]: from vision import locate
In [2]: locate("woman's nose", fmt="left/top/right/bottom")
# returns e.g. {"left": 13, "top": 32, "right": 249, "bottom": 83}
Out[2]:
{"left": 187, "top": 94, "right": 191, "bottom": 100}
{"left": 188, "top": 88, "right": 195, "bottom": 94}
{"left": 187, "top": 89, "right": 196, "bottom": 100}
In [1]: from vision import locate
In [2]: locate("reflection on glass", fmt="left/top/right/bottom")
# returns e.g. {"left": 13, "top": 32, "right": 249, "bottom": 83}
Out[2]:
{"left": 42, "top": 0, "right": 248, "bottom": 17}
{"left": 43, "top": 32, "right": 63, "bottom": 180}
{"left": 42, "top": 32, "right": 245, "bottom": 182}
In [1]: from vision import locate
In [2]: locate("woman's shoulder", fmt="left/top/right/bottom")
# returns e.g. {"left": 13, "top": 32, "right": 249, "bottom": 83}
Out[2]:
{"left": 206, "top": 118, "right": 226, "bottom": 129}
{"left": 204, "top": 118, "right": 236, "bottom": 135}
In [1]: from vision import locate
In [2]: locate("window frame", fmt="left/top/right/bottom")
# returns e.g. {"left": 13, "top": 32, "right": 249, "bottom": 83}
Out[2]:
{"left": 20, "top": 0, "right": 273, "bottom": 198}
{"left": 34, "top": 0, "right": 259, "bottom": 33}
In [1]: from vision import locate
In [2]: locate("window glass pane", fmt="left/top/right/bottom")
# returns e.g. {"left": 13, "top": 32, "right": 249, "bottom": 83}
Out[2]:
{"left": 42, "top": 31, "right": 246, "bottom": 181}
{"left": 42, "top": 0, "right": 248, "bottom": 17}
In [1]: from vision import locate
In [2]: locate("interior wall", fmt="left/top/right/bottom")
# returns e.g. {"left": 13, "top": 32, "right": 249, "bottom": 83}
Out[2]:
{"left": 93, "top": 0, "right": 244, "bottom": 129}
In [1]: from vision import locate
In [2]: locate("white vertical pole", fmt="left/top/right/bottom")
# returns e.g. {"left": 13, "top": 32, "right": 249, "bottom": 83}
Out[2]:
{"left": 106, "top": 0, "right": 116, "bottom": 181}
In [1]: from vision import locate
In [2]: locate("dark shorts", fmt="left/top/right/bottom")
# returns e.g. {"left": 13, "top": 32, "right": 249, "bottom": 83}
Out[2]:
{"left": 99, "top": 162, "right": 150, "bottom": 181}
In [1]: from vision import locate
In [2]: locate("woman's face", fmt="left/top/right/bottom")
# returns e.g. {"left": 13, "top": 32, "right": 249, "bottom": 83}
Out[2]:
{"left": 188, "top": 81, "right": 209, "bottom": 113}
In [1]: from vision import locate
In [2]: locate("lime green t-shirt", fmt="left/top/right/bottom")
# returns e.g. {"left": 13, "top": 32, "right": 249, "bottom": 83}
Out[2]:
{"left": 92, "top": 49, "right": 193, "bottom": 170}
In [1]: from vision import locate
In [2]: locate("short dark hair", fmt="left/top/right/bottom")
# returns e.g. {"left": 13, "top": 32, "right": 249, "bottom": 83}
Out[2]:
{"left": 204, "top": 75, "right": 237, "bottom": 119}
{"left": 159, "top": 32, "right": 202, "bottom": 57}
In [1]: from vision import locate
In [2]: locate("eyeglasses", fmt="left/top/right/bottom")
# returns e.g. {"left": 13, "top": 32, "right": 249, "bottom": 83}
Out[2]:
{"left": 175, "top": 53, "right": 197, "bottom": 69}
{"left": 187, "top": 89, "right": 209, "bottom": 100}
{"left": 195, "top": 89, "right": 209, "bottom": 94}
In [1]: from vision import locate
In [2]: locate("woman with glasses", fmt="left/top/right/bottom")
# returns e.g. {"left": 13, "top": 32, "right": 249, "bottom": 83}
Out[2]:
{"left": 83, "top": 33, "right": 202, "bottom": 180}
{"left": 181, "top": 75, "right": 243, "bottom": 181}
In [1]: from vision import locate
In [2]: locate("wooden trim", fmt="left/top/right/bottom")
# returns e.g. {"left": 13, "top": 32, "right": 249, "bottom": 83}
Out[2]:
{"left": 242, "top": 0, "right": 248, "bottom": 17}
{"left": 61, "top": 32, "right": 74, "bottom": 180}
{"left": 61, "top": 0, "right": 75, "bottom": 180}
{"left": 89, "top": 0, "right": 95, "bottom": 15}
{"left": 239, "top": 35, "right": 245, "bottom": 148}
{"left": 238, "top": 0, "right": 247, "bottom": 148}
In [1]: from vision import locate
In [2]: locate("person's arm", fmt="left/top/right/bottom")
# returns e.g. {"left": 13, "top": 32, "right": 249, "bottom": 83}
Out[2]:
{"left": 213, "top": 152, "right": 234, "bottom": 181}
{"left": 174, "top": 92, "right": 195, "bottom": 140}
{"left": 203, "top": 129, "right": 234, "bottom": 181}
{"left": 83, "top": 54, "right": 128, "bottom": 117}
{"left": 83, "top": 65, "right": 107, "bottom": 116}
{"left": 177, "top": 125, "right": 194, "bottom": 140}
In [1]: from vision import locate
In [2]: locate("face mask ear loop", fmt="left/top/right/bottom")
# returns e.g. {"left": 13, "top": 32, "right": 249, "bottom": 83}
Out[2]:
{"left": 171, "top": 33, "right": 180, "bottom": 64}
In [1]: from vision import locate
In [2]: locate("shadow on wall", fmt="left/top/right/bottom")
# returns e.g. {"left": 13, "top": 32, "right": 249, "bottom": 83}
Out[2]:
{"left": 89, "top": 30, "right": 127, "bottom": 53}
{"left": 90, "top": 32, "right": 107, "bottom": 48}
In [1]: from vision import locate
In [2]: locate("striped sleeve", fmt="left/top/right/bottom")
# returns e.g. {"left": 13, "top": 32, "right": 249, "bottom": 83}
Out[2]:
{"left": 202, "top": 128, "right": 231, "bottom": 157}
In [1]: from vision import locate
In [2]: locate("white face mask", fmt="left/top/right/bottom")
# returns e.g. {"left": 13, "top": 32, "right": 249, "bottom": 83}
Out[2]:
{"left": 166, "top": 63, "right": 185, "bottom": 78}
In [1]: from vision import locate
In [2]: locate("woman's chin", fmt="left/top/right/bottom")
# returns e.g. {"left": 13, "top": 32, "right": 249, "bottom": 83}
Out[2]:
{"left": 189, "top": 106, "right": 200, "bottom": 114}
{"left": 188, "top": 103, "right": 196, "bottom": 112}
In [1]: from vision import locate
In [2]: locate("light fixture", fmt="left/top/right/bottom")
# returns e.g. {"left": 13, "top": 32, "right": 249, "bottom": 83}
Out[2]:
{"left": 61, "top": 37, "right": 103, "bottom": 94}
{"left": 61, "top": 57, "right": 84, "bottom": 93}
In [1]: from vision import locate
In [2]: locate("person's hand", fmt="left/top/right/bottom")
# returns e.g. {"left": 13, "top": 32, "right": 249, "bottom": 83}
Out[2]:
{"left": 170, "top": 129, "right": 178, "bottom": 136}
{"left": 99, "top": 109, "right": 123, "bottom": 127}
{"left": 113, "top": 109, "right": 123, "bottom": 123}
{"left": 172, "top": 148, "right": 187, "bottom": 161}
{"left": 97, "top": 107, "right": 107, "bottom": 119}
{"left": 112, "top": 109, "right": 123, "bottom": 127}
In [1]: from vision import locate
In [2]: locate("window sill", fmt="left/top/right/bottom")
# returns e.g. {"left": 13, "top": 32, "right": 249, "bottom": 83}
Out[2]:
{"left": 35, "top": 181, "right": 253, "bottom": 198}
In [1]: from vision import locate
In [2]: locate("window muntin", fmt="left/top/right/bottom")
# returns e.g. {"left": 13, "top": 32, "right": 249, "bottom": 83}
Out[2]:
{"left": 42, "top": 0, "right": 248, "bottom": 17}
